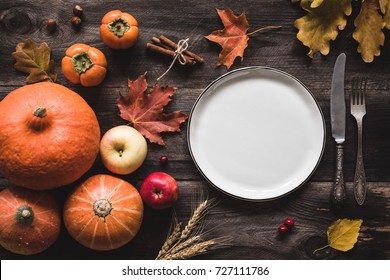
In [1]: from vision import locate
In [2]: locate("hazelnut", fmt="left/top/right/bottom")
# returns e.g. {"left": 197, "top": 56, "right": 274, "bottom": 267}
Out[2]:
{"left": 47, "top": 19, "right": 57, "bottom": 32}
{"left": 73, "top": 5, "right": 83, "bottom": 17}
{"left": 71, "top": 16, "right": 82, "bottom": 28}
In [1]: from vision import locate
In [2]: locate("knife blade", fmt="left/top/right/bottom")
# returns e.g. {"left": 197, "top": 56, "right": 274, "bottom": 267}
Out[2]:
{"left": 330, "top": 53, "right": 347, "bottom": 208}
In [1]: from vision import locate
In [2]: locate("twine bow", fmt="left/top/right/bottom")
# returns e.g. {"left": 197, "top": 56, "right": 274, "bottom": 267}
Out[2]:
{"left": 157, "top": 38, "right": 189, "bottom": 82}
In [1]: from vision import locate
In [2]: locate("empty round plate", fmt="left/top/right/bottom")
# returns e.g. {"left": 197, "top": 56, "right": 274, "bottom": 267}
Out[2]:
{"left": 187, "top": 66, "right": 325, "bottom": 201}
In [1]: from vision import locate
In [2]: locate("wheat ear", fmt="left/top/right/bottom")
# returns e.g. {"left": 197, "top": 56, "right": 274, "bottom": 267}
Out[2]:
{"left": 156, "top": 220, "right": 182, "bottom": 259}
{"left": 179, "top": 200, "right": 209, "bottom": 240}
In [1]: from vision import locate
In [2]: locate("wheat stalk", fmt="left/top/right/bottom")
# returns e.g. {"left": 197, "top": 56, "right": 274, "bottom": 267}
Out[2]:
{"left": 161, "top": 240, "right": 216, "bottom": 260}
{"left": 156, "top": 197, "right": 231, "bottom": 260}
{"left": 179, "top": 200, "right": 208, "bottom": 239}
{"left": 156, "top": 220, "right": 182, "bottom": 259}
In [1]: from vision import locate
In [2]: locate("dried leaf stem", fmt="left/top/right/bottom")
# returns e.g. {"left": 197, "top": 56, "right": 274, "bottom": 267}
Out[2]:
{"left": 247, "top": 25, "right": 282, "bottom": 36}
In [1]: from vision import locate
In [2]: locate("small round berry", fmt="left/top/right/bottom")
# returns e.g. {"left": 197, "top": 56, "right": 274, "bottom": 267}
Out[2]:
{"left": 160, "top": 155, "right": 168, "bottom": 164}
{"left": 278, "top": 224, "right": 289, "bottom": 234}
{"left": 284, "top": 218, "right": 295, "bottom": 229}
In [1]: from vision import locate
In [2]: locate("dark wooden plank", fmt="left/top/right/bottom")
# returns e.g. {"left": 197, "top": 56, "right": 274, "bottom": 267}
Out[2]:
{"left": 1, "top": 181, "right": 389, "bottom": 260}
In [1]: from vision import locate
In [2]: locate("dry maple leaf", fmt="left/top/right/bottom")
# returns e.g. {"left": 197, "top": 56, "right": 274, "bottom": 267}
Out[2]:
{"left": 314, "top": 218, "right": 363, "bottom": 254}
{"left": 12, "top": 38, "right": 57, "bottom": 84}
{"left": 294, "top": 0, "right": 352, "bottom": 58}
{"left": 117, "top": 73, "right": 188, "bottom": 146}
{"left": 205, "top": 8, "right": 280, "bottom": 69}
{"left": 353, "top": 0, "right": 386, "bottom": 63}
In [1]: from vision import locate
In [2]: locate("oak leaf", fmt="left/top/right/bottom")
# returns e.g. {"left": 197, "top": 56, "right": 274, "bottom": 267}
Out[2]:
{"left": 117, "top": 73, "right": 188, "bottom": 146}
{"left": 12, "top": 38, "right": 57, "bottom": 83}
{"left": 353, "top": 0, "right": 385, "bottom": 63}
{"left": 327, "top": 218, "right": 363, "bottom": 252}
{"left": 294, "top": 0, "right": 352, "bottom": 58}
{"left": 205, "top": 8, "right": 280, "bottom": 69}
{"left": 379, "top": 0, "right": 390, "bottom": 27}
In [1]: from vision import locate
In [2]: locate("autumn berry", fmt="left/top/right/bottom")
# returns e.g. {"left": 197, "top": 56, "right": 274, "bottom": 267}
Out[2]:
{"left": 278, "top": 224, "right": 289, "bottom": 234}
{"left": 284, "top": 218, "right": 295, "bottom": 229}
{"left": 160, "top": 155, "right": 168, "bottom": 165}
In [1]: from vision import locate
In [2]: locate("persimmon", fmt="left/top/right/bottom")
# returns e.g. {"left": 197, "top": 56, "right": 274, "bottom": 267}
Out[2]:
{"left": 100, "top": 10, "right": 139, "bottom": 49}
{"left": 62, "top": 43, "right": 107, "bottom": 87}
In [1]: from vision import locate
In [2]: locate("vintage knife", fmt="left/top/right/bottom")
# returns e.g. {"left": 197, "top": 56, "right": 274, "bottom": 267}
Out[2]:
{"left": 330, "top": 53, "right": 347, "bottom": 208}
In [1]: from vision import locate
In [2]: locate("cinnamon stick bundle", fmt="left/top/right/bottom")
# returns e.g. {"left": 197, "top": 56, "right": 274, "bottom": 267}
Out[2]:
{"left": 146, "top": 35, "right": 204, "bottom": 66}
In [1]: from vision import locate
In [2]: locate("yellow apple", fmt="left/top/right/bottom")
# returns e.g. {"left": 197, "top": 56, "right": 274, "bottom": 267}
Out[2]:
{"left": 100, "top": 125, "right": 147, "bottom": 174}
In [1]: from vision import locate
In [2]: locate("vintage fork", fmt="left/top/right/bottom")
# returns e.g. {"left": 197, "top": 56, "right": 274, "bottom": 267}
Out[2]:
{"left": 351, "top": 77, "right": 367, "bottom": 205}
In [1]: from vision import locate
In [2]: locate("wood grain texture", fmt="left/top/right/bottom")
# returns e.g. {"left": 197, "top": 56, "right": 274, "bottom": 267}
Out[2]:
{"left": 0, "top": 0, "right": 389, "bottom": 260}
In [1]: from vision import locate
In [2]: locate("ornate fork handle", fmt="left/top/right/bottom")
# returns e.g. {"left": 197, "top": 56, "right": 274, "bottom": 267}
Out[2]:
{"left": 354, "top": 120, "right": 366, "bottom": 205}
{"left": 332, "top": 143, "right": 346, "bottom": 208}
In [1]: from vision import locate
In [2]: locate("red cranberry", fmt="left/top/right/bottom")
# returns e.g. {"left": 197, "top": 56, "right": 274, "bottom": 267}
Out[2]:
{"left": 278, "top": 224, "right": 289, "bottom": 234}
{"left": 160, "top": 155, "right": 168, "bottom": 164}
{"left": 284, "top": 218, "right": 295, "bottom": 229}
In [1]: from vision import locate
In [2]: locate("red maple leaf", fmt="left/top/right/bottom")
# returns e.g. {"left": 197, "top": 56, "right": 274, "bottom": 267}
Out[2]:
{"left": 206, "top": 8, "right": 281, "bottom": 69}
{"left": 117, "top": 73, "right": 188, "bottom": 146}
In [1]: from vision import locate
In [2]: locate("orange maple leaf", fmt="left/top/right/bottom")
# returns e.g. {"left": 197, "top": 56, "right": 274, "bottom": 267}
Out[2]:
{"left": 206, "top": 8, "right": 281, "bottom": 69}
{"left": 117, "top": 73, "right": 188, "bottom": 146}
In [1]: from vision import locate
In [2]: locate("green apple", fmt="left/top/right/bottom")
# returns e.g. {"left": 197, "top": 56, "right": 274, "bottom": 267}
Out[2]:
{"left": 100, "top": 125, "right": 147, "bottom": 175}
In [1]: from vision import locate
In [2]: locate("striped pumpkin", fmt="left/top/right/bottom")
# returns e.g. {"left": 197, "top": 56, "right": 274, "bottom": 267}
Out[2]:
{"left": 0, "top": 186, "right": 61, "bottom": 255}
{"left": 63, "top": 174, "right": 143, "bottom": 250}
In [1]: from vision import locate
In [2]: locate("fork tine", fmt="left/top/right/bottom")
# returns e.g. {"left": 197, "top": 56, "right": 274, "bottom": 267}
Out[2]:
{"left": 361, "top": 78, "right": 367, "bottom": 106}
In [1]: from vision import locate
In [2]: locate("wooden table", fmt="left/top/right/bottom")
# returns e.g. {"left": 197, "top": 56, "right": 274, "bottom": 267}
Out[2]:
{"left": 0, "top": 0, "right": 389, "bottom": 260}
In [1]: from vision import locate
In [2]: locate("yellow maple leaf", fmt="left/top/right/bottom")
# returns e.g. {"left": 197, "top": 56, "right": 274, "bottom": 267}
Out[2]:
{"left": 327, "top": 219, "right": 363, "bottom": 252}
{"left": 294, "top": 0, "right": 352, "bottom": 58}
{"left": 353, "top": 0, "right": 385, "bottom": 63}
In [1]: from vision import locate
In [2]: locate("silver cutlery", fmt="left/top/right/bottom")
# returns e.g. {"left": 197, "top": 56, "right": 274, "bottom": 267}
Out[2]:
{"left": 351, "top": 77, "right": 367, "bottom": 205}
{"left": 330, "top": 53, "right": 347, "bottom": 208}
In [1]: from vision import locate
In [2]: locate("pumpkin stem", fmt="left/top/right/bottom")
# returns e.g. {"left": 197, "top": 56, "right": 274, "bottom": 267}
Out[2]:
{"left": 16, "top": 206, "right": 34, "bottom": 224}
{"left": 33, "top": 106, "right": 47, "bottom": 118}
{"left": 93, "top": 199, "right": 113, "bottom": 221}
{"left": 108, "top": 17, "right": 130, "bottom": 37}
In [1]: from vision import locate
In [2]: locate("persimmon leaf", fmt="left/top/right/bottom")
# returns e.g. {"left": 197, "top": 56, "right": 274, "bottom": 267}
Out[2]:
{"left": 294, "top": 0, "right": 352, "bottom": 58}
{"left": 205, "top": 8, "right": 280, "bottom": 69}
{"left": 327, "top": 219, "right": 363, "bottom": 252}
{"left": 117, "top": 73, "right": 188, "bottom": 146}
{"left": 12, "top": 38, "right": 57, "bottom": 84}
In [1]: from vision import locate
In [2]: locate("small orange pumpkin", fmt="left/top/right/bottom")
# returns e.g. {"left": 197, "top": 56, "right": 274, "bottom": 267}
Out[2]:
{"left": 0, "top": 82, "right": 101, "bottom": 190}
{"left": 63, "top": 174, "right": 144, "bottom": 251}
{"left": 0, "top": 186, "right": 61, "bottom": 255}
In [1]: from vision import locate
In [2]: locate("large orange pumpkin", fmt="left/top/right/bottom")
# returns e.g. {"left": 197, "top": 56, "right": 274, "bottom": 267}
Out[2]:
{"left": 0, "top": 186, "right": 61, "bottom": 255}
{"left": 63, "top": 174, "right": 144, "bottom": 251}
{"left": 0, "top": 82, "right": 100, "bottom": 190}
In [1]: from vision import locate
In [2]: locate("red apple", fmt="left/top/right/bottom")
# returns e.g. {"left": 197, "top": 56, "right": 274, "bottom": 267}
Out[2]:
{"left": 140, "top": 172, "right": 179, "bottom": 210}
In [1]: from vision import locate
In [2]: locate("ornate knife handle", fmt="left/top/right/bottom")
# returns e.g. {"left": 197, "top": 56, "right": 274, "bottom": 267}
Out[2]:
{"left": 332, "top": 143, "right": 346, "bottom": 208}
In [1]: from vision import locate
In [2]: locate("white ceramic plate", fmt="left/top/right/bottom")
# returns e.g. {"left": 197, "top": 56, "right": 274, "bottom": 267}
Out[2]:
{"left": 188, "top": 67, "right": 325, "bottom": 201}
